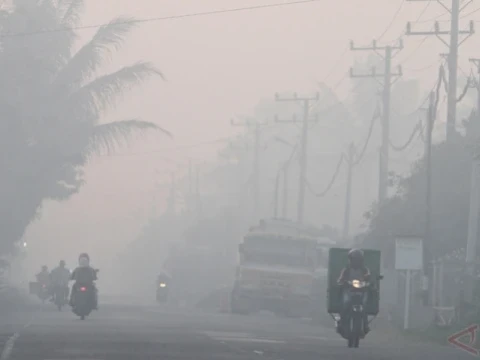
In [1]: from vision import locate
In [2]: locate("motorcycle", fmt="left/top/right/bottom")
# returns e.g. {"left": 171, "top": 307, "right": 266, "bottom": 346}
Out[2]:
{"left": 71, "top": 283, "right": 96, "bottom": 320}
{"left": 52, "top": 285, "right": 68, "bottom": 311}
{"left": 156, "top": 280, "right": 168, "bottom": 303}
{"left": 37, "top": 282, "right": 50, "bottom": 303}
{"left": 338, "top": 279, "right": 370, "bottom": 348}
{"left": 71, "top": 269, "right": 98, "bottom": 320}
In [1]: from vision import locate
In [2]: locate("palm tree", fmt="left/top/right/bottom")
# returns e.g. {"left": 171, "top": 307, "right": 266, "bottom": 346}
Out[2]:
{"left": 0, "top": 0, "right": 170, "bottom": 253}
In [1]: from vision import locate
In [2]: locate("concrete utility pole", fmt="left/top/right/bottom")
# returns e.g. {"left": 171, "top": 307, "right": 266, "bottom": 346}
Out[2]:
{"left": 282, "top": 144, "right": 298, "bottom": 219}
{"left": 273, "top": 142, "right": 298, "bottom": 219}
{"left": 406, "top": 0, "right": 475, "bottom": 142}
{"left": 274, "top": 92, "right": 319, "bottom": 224}
{"left": 349, "top": 40, "right": 403, "bottom": 206}
{"left": 424, "top": 92, "right": 435, "bottom": 291}
{"left": 466, "top": 141, "right": 480, "bottom": 305}
{"left": 231, "top": 118, "right": 268, "bottom": 221}
{"left": 195, "top": 167, "right": 202, "bottom": 221}
{"left": 342, "top": 143, "right": 356, "bottom": 241}
{"left": 469, "top": 58, "right": 480, "bottom": 116}
{"left": 274, "top": 169, "right": 281, "bottom": 218}
{"left": 167, "top": 173, "right": 176, "bottom": 215}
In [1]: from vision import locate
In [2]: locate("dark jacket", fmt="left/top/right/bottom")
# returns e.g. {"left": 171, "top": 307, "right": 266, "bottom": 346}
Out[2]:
{"left": 71, "top": 266, "right": 97, "bottom": 284}
{"left": 337, "top": 265, "right": 370, "bottom": 284}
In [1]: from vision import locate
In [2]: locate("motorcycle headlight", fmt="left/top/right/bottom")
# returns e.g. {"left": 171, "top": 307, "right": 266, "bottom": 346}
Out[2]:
{"left": 352, "top": 280, "right": 365, "bottom": 288}
{"left": 159, "top": 283, "right": 166, "bottom": 288}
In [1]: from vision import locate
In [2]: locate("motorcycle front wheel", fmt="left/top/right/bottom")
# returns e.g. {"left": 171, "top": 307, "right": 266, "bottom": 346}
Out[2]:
{"left": 348, "top": 315, "right": 362, "bottom": 348}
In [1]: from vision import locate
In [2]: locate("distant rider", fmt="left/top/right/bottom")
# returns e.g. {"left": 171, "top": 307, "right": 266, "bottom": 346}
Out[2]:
{"left": 337, "top": 249, "right": 371, "bottom": 334}
{"left": 35, "top": 265, "right": 51, "bottom": 296}
{"left": 49, "top": 260, "right": 70, "bottom": 302}
{"left": 70, "top": 253, "right": 98, "bottom": 309}
{"left": 36, "top": 265, "right": 50, "bottom": 283}
{"left": 157, "top": 270, "right": 171, "bottom": 284}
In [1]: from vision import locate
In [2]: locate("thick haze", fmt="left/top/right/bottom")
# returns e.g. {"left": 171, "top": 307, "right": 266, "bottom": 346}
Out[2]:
{"left": 21, "top": 0, "right": 480, "bottom": 278}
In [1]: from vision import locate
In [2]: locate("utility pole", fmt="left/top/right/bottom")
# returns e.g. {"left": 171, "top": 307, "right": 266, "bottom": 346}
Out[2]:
{"left": 342, "top": 143, "right": 356, "bottom": 241}
{"left": 282, "top": 144, "right": 298, "bottom": 219}
{"left": 195, "top": 167, "right": 202, "bottom": 221}
{"left": 466, "top": 151, "right": 480, "bottom": 303}
{"left": 349, "top": 40, "right": 403, "bottom": 206}
{"left": 231, "top": 118, "right": 268, "bottom": 221}
{"left": 469, "top": 58, "right": 480, "bottom": 116}
{"left": 166, "top": 173, "right": 176, "bottom": 215}
{"left": 466, "top": 60, "right": 480, "bottom": 276}
{"left": 424, "top": 92, "right": 435, "bottom": 303}
{"left": 188, "top": 159, "right": 193, "bottom": 214}
{"left": 406, "top": 0, "right": 475, "bottom": 142}
{"left": 282, "top": 168, "right": 288, "bottom": 219}
{"left": 274, "top": 92, "right": 319, "bottom": 223}
{"left": 274, "top": 169, "right": 281, "bottom": 218}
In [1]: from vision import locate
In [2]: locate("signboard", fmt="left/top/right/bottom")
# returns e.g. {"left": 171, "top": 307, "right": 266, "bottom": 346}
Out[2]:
{"left": 395, "top": 237, "right": 423, "bottom": 270}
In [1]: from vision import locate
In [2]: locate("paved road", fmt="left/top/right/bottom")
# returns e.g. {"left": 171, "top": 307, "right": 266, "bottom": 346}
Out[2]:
{"left": 0, "top": 298, "right": 473, "bottom": 360}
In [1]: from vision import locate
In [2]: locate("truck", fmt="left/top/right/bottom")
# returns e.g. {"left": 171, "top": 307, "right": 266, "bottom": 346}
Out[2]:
{"left": 230, "top": 219, "right": 335, "bottom": 318}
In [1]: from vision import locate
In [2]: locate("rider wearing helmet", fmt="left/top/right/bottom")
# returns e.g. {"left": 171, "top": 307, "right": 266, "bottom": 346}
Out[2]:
{"left": 36, "top": 265, "right": 50, "bottom": 284}
{"left": 337, "top": 249, "right": 371, "bottom": 334}
{"left": 50, "top": 260, "right": 71, "bottom": 302}
{"left": 70, "top": 253, "right": 98, "bottom": 309}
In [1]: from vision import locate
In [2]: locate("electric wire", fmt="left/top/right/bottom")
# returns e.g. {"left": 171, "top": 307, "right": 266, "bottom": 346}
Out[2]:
{"left": 0, "top": 0, "right": 324, "bottom": 38}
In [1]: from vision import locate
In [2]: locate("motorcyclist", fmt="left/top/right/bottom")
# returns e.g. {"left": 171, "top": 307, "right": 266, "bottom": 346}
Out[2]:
{"left": 35, "top": 265, "right": 51, "bottom": 297}
{"left": 49, "top": 260, "right": 70, "bottom": 303}
{"left": 337, "top": 249, "right": 371, "bottom": 334}
{"left": 157, "top": 270, "right": 171, "bottom": 284}
{"left": 70, "top": 253, "right": 98, "bottom": 310}
{"left": 36, "top": 265, "right": 50, "bottom": 283}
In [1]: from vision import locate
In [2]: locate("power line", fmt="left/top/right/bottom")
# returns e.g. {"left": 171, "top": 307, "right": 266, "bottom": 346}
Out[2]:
{"left": 353, "top": 104, "right": 381, "bottom": 166}
{"left": 403, "top": 59, "right": 439, "bottom": 72}
{"left": 397, "top": 33, "right": 430, "bottom": 65}
{"left": 389, "top": 122, "right": 422, "bottom": 151}
{"left": 320, "top": 47, "right": 350, "bottom": 83}
{"left": 460, "top": 6, "right": 480, "bottom": 18}
{"left": 305, "top": 154, "right": 345, "bottom": 197}
{"left": 378, "top": 0, "right": 405, "bottom": 41}
{"left": 0, "top": 0, "right": 324, "bottom": 38}
{"left": 406, "top": 0, "right": 475, "bottom": 142}
{"left": 389, "top": 2, "right": 431, "bottom": 42}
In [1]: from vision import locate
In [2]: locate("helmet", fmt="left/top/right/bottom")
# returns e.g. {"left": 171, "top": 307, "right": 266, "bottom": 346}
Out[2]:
{"left": 78, "top": 253, "right": 90, "bottom": 267}
{"left": 348, "top": 249, "right": 364, "bottom": 267}
{"left": 59, "top": 260, "right": 66, "bottom": 267}
{"left": 79, "top": 253, "right": 89, "bottom": 261}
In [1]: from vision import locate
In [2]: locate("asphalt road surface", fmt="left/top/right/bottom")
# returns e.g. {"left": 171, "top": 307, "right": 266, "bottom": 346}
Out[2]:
{"left": 0, "top": 297, "right": 474, "bottom": 360}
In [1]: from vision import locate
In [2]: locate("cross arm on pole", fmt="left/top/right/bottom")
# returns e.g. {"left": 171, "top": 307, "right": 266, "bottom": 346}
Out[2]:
{"left": 274, "top": 114, "right": 318, "bottom": 124}
{"left": 274, "top": 92, "right": 320, "bottom": 102}
{"left": 350, "top": 66, "right": 402, "bottom": 79}
{"left": 406, "top": 21, "right": 474, "bottom": 47}
{"left": 350, "top": 39, "right": 403, "bottom": 52}
{"left": 230, "top": 118, "right": 268, "bottom": 127}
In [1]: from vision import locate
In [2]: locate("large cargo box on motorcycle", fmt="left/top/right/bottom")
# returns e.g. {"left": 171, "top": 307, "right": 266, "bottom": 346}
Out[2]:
{"left": 327, "top": 247, "right": 381, "bottom": 316}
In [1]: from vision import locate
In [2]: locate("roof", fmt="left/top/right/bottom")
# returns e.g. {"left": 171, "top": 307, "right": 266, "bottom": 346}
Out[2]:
{"left": 246, "top": 219, "right": 336, "bottom": 246}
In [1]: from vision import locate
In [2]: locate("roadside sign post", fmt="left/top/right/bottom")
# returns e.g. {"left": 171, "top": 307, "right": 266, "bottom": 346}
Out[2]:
{"left": 395, "top": 236, "right": 423, "bottom": 330}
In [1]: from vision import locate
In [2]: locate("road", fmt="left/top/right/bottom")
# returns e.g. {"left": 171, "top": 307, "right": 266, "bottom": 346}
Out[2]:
{"left": 0, "top": 297, "right": 473, "bottom": 360}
